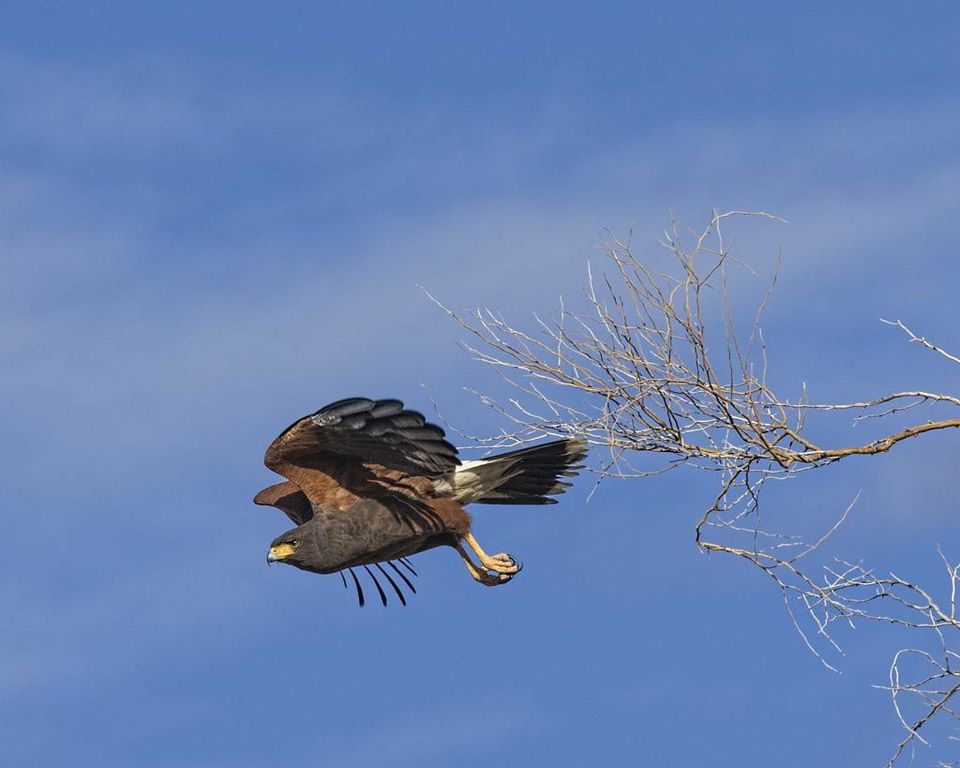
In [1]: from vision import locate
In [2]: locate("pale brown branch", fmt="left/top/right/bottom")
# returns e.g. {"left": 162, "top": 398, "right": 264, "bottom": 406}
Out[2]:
{"left": 439, "top": 211, "right": 960, "bottom": 765}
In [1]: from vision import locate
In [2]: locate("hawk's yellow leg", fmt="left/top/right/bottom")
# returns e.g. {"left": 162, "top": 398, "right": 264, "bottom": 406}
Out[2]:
{"left": 463, "top": 532, "right": 522, "bottom": 575}
{"left": 453, "top": 539, "right": 514, "bottom": 587}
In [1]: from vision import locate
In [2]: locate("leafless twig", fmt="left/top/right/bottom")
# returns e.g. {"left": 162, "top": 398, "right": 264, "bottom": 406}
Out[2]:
{"left": 435, "top": 211, "right": 960, "bottom": 765}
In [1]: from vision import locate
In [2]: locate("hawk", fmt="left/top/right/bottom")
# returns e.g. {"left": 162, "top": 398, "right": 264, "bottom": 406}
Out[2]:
{"left": 255, "top": 397, "right": 586, "bottom": 605}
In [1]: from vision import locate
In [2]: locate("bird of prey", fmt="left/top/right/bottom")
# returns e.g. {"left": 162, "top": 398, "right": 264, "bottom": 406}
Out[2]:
{"left": 255, "top": 397, "right": 586, "bottom": 606}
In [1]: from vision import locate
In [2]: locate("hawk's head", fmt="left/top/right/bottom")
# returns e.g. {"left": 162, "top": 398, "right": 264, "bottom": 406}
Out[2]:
{"left": 266, "top": 524, "right": 328, "bottom": 573}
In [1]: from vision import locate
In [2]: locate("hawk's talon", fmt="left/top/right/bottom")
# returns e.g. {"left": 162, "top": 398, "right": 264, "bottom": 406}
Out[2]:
{"left": 463, "top": 533, "right": 522, "bottom": 575}
{"left": 455, "top": 539, "right": 517, "bottom": 587}
{"left": 477, "top": 570, "right": 514, "bottom": 587}
{"left": 484, "top": 552, "right": 521, "bottom": 574}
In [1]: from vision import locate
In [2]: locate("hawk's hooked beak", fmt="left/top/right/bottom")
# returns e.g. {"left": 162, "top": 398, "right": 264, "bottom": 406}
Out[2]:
{"left": 267, "top": 543, "right": 296, "bottom": 563}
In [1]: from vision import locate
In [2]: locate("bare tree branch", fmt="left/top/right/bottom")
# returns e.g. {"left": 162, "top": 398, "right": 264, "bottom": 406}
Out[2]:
{"left": 436, "top": 210, "right": 960, "bottom": 765}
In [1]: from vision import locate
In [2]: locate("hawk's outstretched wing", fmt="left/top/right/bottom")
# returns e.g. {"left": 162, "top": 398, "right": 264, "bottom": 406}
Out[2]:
{"left": 259, "top": 397, "right": 459, "bottom": 511}
{"left": 264, "top": 397, "right": 459, "bottom": 478}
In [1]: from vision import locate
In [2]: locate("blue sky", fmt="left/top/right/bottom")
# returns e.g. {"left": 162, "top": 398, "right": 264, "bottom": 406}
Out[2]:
{"left": 2, "top": 3, "right": 960, "bottom": 766}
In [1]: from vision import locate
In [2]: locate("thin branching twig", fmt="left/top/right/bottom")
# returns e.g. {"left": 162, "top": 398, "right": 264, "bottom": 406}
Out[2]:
{"left": 435, "top": 210, "right": 960, "bottom": 765}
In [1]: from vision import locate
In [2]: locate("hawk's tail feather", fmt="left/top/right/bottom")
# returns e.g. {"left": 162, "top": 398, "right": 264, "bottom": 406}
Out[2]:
{"left": 446, "top": 438, "right": 588, "bottom": 505}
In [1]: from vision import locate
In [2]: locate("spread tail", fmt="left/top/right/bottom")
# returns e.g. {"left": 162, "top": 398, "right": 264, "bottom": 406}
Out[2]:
{"left": 441, "top": 438, "right": 587, "bottom": 505}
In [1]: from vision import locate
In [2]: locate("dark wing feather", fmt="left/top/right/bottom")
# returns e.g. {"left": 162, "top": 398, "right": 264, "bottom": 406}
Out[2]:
{"left": 339, "top": 560, "right": 417, "bottom": 607}
{"left": 264, "top": 397, "right": 459, "bottom": 479}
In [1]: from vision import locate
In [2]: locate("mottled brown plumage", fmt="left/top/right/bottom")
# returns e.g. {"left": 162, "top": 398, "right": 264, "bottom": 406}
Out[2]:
{"left": 255, "top": 397, "right": 586, "bottom": 605}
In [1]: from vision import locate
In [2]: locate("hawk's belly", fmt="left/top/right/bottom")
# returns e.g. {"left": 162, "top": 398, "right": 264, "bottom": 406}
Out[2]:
{"left": 312, "top": 497, "right": 453, "bottom": 572}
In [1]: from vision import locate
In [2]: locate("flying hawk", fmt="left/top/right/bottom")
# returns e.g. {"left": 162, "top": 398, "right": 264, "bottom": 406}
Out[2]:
{"left": 255, "top": 397, "right": 586, "bottom": 606}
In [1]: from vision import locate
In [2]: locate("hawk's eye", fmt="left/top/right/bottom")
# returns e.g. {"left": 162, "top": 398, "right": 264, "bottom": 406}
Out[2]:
{"left": 290, "top": 539, "right": 300, "bottom": 548}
